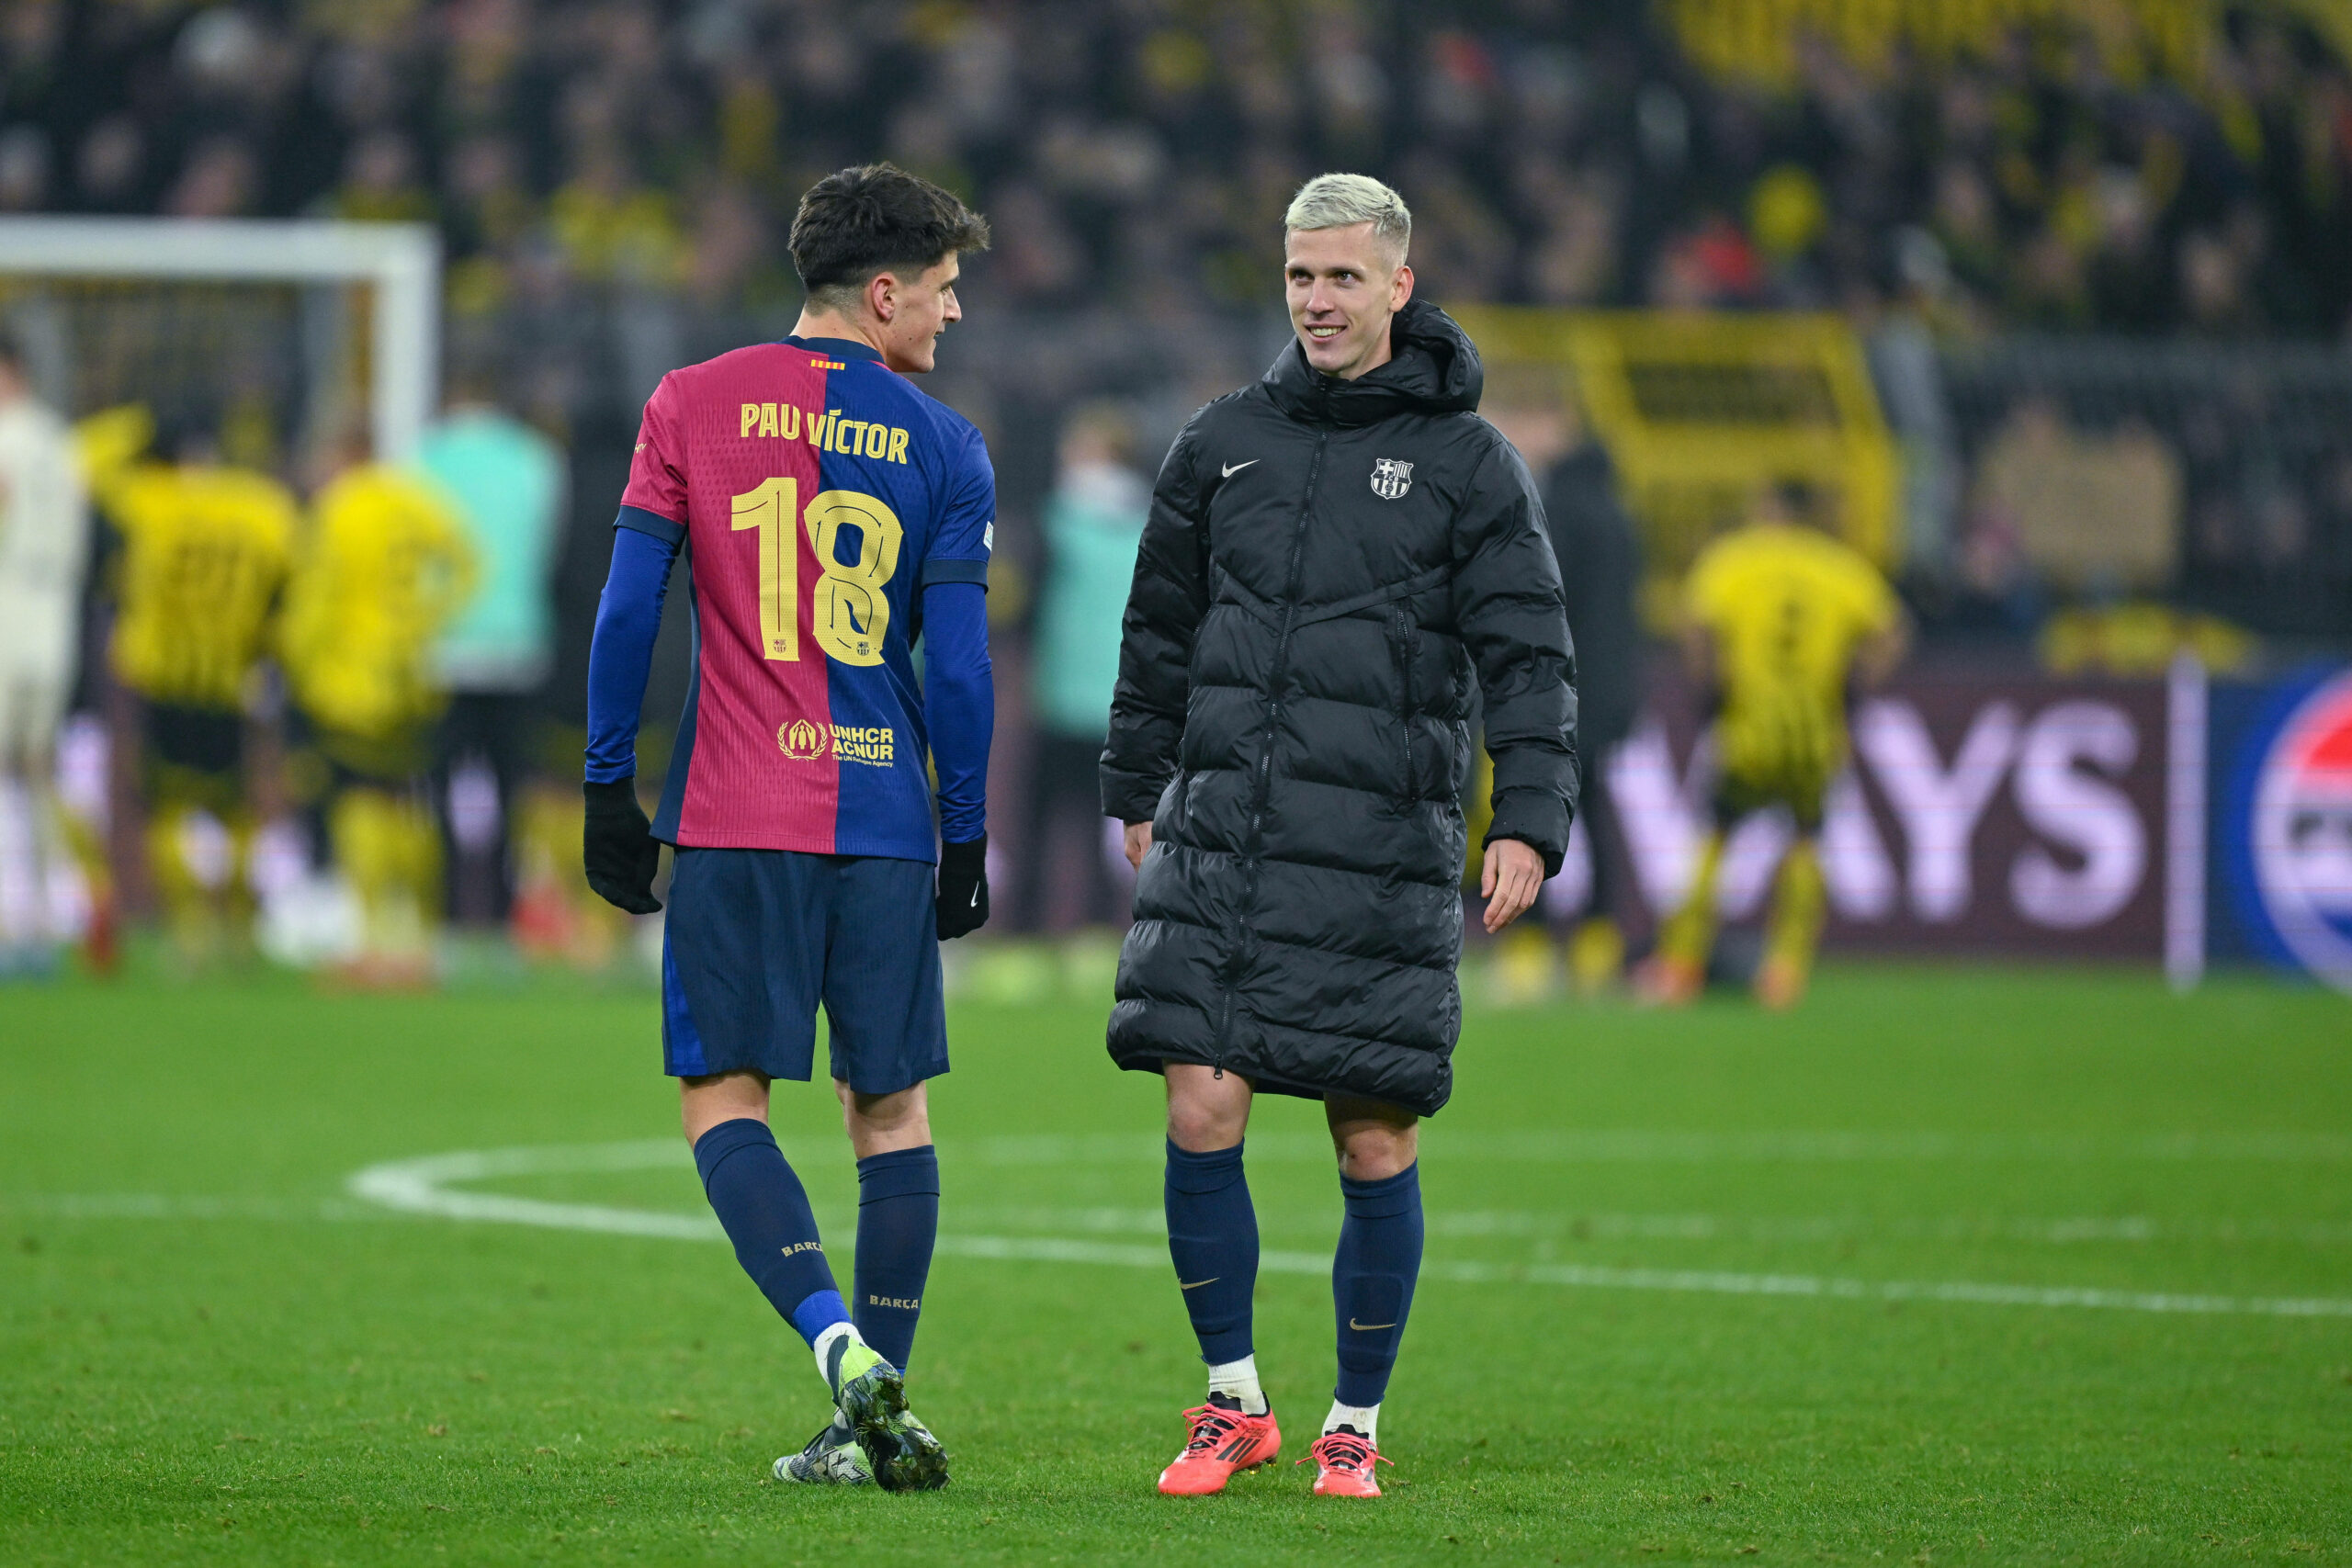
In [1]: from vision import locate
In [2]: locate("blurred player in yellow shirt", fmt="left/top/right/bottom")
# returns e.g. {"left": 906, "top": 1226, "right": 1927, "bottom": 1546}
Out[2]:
{"left": 281, "top": 452, "right": 475, "bottom": 981}
{"left": 81, "top": 407, "right": 298, "bottom": 964}
{"left": 1640, "top": 481, "right": 1907, "bottom": 1009}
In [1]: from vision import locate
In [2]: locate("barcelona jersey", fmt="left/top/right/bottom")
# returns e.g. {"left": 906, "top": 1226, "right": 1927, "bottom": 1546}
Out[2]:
{"left": 618, "top": 335, "right": 993, "bottom": 860}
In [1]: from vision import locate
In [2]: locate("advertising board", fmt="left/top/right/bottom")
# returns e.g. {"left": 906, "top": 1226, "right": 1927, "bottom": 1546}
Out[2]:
{"left": 1551, "top": 665, "right": 2206, "bottom": 966}
{"left": 2207, "top": 667, "right": 2352, "bottom": 992}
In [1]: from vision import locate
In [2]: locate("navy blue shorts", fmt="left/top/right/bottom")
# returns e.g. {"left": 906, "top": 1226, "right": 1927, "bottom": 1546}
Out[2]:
{"left": 661, "top": 848, "right": 948, "bottom": 1095}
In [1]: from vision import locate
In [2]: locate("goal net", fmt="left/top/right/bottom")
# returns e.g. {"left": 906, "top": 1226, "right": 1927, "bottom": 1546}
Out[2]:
{"left": 0, "top": 219, "right": 439, "bottom": 953}
{"left": 0, "top": 217, "right": 439, "bottom": 469}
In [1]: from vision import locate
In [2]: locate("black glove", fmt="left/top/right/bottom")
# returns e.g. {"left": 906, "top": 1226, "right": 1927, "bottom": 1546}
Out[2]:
{"left": 935, "top": 833, "right": 989, "bottom": 940}
{"left": 583, "top": 778, "right": 662, "bottom": 914}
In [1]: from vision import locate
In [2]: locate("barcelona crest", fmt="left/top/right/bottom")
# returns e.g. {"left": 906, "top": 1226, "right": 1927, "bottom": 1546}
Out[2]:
{"left": 1370, "top": 458, "right": 1414, "bottom": 500}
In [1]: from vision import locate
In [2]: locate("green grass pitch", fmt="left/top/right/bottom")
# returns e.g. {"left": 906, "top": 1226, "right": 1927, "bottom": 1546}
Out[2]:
{"left": 3, "top": 963, "right": 2348, "bottom": 1564}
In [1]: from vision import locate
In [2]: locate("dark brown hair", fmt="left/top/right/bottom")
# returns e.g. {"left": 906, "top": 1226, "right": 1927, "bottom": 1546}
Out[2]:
{"left": 788, "top": 163, "right": 989, "bottom": 310}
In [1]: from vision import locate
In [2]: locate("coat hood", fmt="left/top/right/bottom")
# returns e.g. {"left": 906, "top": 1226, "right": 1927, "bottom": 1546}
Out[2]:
{"left": 1263, "top": 298, "right": 1484, "bottom": 428}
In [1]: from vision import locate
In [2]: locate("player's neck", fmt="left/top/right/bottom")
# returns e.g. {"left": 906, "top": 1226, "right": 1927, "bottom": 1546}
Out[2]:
{"left": 790, "top": 308, "right": 887, "bottom": 360}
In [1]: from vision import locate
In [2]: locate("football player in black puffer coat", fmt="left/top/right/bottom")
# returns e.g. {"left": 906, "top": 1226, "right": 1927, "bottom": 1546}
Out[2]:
{"left": 1101, "top": 174, "right": 1578, "bottom": 1499}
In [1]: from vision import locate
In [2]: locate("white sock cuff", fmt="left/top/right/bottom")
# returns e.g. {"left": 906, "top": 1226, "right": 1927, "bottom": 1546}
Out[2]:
{"left": 811, "top": 1320, "right": 864, "bottom": 1389}
{"left": 1205, "top": 1353, "right": 1268, "bottom": 1416}
{"left": 1324, "top": 1399, "right": 1380, "bottom": 1443}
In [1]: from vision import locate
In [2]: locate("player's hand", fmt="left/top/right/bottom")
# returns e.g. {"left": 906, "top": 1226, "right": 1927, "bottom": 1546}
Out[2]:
{"left": 1480, "top": 837, "right": 1544, "bottom": 934}
{"left": 936, "top": 834, "right": 989, "bottom": 939}
{"left": 582, "top": 778, "right": 662, "bottom": 914}
{"left": 1123, "top": 820, "right": 1152, "bottom": 871}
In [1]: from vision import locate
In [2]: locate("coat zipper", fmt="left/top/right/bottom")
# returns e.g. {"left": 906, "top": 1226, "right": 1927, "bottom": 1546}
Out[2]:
{"left": 1391, "top": 605, "right": 1420, "bottom": 802}
{"left": 1213, "top": 427, "right": 1327, "bottom": 1076}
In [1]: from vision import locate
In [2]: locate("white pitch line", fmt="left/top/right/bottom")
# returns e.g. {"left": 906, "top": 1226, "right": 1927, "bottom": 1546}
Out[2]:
{"left": 932, "top": 1236, "right": 2352, "bottom": 1319}
{"left": 964, "top": 1130, "right": 2352, "bottom": 1165}
{"left": 0, "top": 1193, "right": 382, "bottom": 1221}
{"left": 325, "top": 1143, "right": 2352, "bottom": 1323}
{"left": 20, "top": 1194, "right": 2352, "bottom": 1248}
{"left": 345, "top": 1142, "right": 722, "bottom": 1241}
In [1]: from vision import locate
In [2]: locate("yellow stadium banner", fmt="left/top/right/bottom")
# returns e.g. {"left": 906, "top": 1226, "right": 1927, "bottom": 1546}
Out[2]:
{"left": 1454, "top": 307, "right": 1900, "bottom": 626}
{"left": 1661, "top": 0, "right": 2344, "bottom": 92}
{"left": 1665, "top": 0, "right": 2206, "bottom": 88}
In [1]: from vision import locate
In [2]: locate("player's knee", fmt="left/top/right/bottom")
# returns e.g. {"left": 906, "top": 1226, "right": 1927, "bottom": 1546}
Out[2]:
{"left": 839, "top": 1082, "right": 931, "bottom": 1156}
{"left": 1164, "top": 1063, "right": 1250, "bottom": 1152}
{"left": 1334, "top": 1123, "right": 1418, "bottom": 1181}
{"left": 1165, "top": 1096, "right": 1244, "bottom": 1154}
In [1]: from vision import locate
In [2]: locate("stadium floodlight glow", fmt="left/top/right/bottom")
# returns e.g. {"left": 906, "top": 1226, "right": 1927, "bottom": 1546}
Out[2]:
{"left": 0, "top": 216, "right": 439, "bottom": 460}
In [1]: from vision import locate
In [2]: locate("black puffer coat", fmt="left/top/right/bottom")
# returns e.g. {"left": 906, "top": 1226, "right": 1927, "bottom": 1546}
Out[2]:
{"left": 1101, "top": 299, "right": 1578, "bottom": 1116}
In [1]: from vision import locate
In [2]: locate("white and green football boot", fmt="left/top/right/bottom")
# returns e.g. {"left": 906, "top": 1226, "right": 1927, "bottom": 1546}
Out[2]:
{"left": 775, "top": 1414, "right": 872, "bottom": 1485}
{"left": 824, "top": 1337, "right": 948, "bottom": 1492}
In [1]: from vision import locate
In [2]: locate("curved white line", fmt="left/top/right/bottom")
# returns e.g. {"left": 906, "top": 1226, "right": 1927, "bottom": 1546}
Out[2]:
{"left": 346, "top": 1140, "right": 721, "bottom": 1240}
{"left": 340, "top": 1141, "right": 2352, "bottom": 1321}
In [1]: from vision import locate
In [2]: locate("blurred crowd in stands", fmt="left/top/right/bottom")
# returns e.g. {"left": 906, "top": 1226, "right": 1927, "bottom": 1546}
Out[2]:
{"left": 1, "top": 0, "right": 2347, "bottom": 337}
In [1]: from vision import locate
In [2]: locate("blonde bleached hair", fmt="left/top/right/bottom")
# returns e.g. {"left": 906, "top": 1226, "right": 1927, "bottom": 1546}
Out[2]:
{"left": 1283, "top": 173, "right": 1411, "bottom": 265}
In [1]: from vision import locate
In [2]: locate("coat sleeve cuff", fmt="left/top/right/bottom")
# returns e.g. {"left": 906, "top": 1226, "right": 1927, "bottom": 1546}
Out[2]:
{"left": 1483, "top": 790, "right": 1569, "bottom": 878}
{"left": 1101, "top": 768, "right": 1170, "bottom": 825}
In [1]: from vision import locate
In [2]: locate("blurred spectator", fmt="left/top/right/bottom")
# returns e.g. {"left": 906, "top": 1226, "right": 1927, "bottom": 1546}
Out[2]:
{"left": 0, "top": 333, "right": 89, "bottom": 971}
{"left": 1541, "top": 400, "right": 1643, "bottom": 991}
{"left": 73, "top": 118, "right": 146, "bottom": 213}
{"left": 164, "top": 137, "right": 257, "bottom": 220}
{"left": 419, "top": 381, "right": 565, "bottom": 929}
{"left": 328, "top": 130, "right": 435, "bottom": 225}
{"left": 1487, "top": 373, "right": 1643, "bottom": 993}
{"left": 1972, "top": 397, "right": 2180, "bottom": 593}
{"left": 1025, "top": 400, "right": 1148, "bottom": 931}
{"left": 0, "top": 126, "right": 50, "bottom": 211}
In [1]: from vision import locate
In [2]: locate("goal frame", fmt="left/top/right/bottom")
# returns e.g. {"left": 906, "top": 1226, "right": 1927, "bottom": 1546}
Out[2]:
{"left": 0, "top": 216, "right": 440, "bottom": 460}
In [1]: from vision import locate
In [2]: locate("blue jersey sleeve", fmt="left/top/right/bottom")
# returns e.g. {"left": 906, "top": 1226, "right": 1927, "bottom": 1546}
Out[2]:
{"left": 920, "top": 424, "right": 993, "bottom": 590}
{"left": 922, "top": 581, "right": 992, "bottom": 843}
{"left": 583, "top": 520, "right": 682, "bottom": 783}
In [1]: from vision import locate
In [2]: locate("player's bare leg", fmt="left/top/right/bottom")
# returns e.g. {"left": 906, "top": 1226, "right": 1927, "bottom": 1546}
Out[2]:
{"left": 1327, "top": 1096, "right": 1417, "bottom": 1180}
{"left": 682, "top": 1071, "right": 947, "bottom": 1492}
{"left": 1166, "top": 1061, "right": 1251, "bottom": 1153}
{"left": 1157, "top": 1064, "right": 1279, "bottom": 1495}
{"left": 680, "top": 1068, "right": 773, "bottom": 1142}
{"left": 836, "top": 1078, "right": 931, "bottom": 1155}
{"left": 1756, "top": 836, "right": 1826, "bottom": 1010}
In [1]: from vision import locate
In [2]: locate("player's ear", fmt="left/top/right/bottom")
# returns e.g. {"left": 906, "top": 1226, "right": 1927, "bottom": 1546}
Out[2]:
{"left": 1391, "top": 264, "right": 1415, "bottom": 310}
{"left": 867, "top": 270, "right": 897, "bottom": 324}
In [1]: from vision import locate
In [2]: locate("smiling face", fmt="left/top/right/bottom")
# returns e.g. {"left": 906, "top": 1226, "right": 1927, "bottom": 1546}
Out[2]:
{"left": 1284, "top": 222, "right": 1413, "bottom": 381}
{"left": 869, "top": 254, "right": 964, "bottom": 374}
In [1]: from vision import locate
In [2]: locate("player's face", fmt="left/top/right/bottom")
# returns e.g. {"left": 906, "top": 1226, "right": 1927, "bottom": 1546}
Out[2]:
{"left": 876, "top": 255, "right": 963, "bottom": 375}
{"left": 1285, "top": 224, "right": 1413, "bottom": 381}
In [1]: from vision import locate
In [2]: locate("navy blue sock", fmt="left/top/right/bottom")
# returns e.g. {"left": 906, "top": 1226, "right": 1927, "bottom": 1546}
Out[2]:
{"left": 1165, "top": 1139, "right": 1258, "bottom": 1364}
{"left": 1333, "top": 1163, "right": 1423, "bottom": 1407}
{"left": 692, "top": 1118, "right": 849, "bottom": 1348}
{"left": 853, "top": 1145, "right": 939, "bottom": 1371}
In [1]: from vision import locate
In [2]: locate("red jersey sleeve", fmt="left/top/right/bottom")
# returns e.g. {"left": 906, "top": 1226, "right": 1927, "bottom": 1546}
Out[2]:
{"left": 617, "top": 374, "right": 689, "bottom": 542}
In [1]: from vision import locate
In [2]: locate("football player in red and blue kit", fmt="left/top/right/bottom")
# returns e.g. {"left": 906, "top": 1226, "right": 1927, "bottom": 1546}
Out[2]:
{"left": 581, "top": 165, "right": 993, "bottom": 1492}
